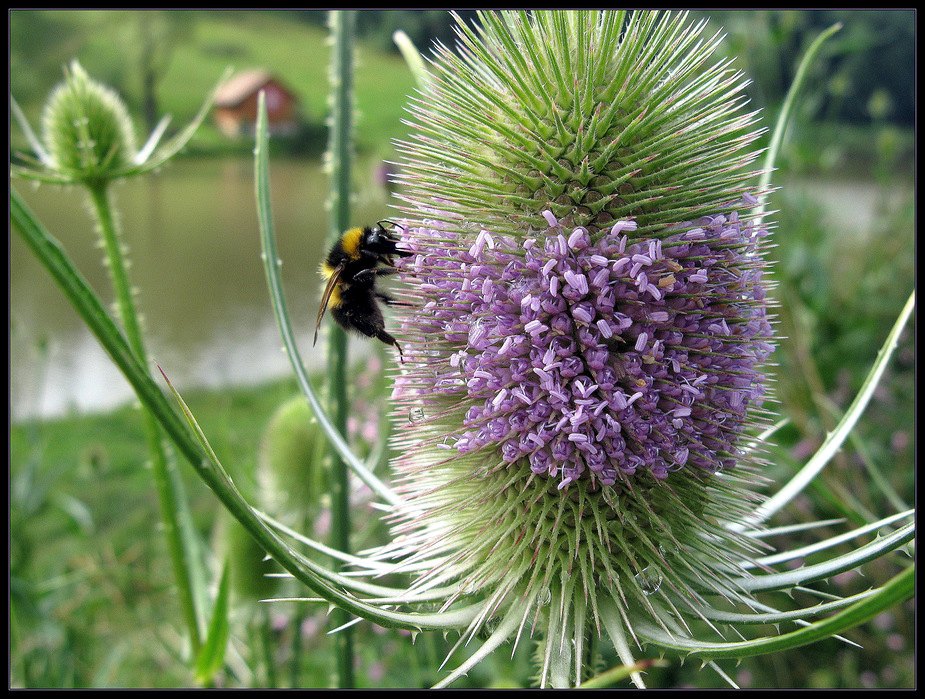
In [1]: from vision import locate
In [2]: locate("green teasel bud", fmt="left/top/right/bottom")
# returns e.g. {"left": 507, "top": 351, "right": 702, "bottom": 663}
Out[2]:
{"left": 258, "top": 396, "right": 329, "bottom": 519}
{"left": 40, "top": 60, "right": 138, "bottom": 184}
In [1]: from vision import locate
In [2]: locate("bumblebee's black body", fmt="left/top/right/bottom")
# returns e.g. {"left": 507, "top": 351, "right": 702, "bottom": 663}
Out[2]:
{"left": 314, "top": 221, "right": 411, "bottom": 357}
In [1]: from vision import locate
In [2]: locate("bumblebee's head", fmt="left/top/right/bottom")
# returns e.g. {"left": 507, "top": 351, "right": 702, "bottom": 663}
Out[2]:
{"left": 362, "top": 221, "right": 412, "bottom": 261}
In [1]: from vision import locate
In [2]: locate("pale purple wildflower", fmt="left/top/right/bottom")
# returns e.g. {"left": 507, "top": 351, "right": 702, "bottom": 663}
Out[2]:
{"left": 392, "top": 201, "right": 774, "bottom": 491}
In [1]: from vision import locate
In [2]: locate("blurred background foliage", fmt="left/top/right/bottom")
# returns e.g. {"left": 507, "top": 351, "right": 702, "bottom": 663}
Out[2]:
{"left": 10, "top": 9, "right": 914, "bottom": 689}
{"left": 9, "top": 10, "right": 915, "bottom": 155}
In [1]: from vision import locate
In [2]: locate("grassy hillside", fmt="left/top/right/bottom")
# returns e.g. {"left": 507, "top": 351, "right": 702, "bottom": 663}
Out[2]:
{"left": 10, "top": 10, "right": 417, "bottom": 155}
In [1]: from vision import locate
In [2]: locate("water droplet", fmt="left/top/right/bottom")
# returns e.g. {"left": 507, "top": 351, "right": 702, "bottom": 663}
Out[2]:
{"left": 634, "top": 565, "right": 662, "bottom": 595}
{"left": 408, "top": 407, "right": 425, "bottom": 424}
{"left": 659, "top": 541, "right": 679, "bottom": 559}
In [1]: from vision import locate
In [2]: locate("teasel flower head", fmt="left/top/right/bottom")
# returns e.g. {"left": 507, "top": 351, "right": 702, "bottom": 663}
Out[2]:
{"left": 376, "top": 11, "right": 779, "bottom": 686}
{"left": 11, "top": 59, "right": 223, "bottom": 187}
{"left": 38, "top": 59, "right": 138, "bottom": 183}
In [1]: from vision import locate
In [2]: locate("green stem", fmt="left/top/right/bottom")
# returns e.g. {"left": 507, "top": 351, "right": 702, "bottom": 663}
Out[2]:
{"left": 326, "top": 9, "right": 356, "bottom": 689}
{"left": 86, "top": 182, "right": 205, "bottom": 654}
{"left": 87, "top": 185, "right": 146, "bottom": 358}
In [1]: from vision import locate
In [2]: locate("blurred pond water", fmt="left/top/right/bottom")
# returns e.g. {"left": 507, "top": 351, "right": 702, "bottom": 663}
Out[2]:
{"left": 10, "top": 156, "right": 911, "bottom": 421}
{"left": 10, "top": 155, "right": 392, "bottom": 421}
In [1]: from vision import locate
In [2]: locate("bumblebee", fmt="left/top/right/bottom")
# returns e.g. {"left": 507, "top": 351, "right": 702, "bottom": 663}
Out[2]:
{"left": 313, "top": 221, "right": 412, "bottom": 358}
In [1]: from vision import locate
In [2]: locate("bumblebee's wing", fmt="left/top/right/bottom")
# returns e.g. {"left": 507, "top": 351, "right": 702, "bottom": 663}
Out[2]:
{"left": 314, "top": 263, "right": 345, "bottom": 346}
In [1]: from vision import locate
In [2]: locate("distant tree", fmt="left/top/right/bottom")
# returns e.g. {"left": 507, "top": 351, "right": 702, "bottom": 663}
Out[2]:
{"left": 697, "top": 10, "right": 913, "bottom": 127}
{"left": 282, "top": 9, "right": 481, "bottom": 56}
{"left": 10, "top": 11, "right": 84, "bottom": 103}
{"left": 132, "top": 11, "right": 195, "bottom": 132}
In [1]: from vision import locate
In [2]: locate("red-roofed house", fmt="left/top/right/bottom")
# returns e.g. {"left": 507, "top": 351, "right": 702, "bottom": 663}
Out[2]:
{"left": 213, "top": 69, "right": 299, "bottom": 138}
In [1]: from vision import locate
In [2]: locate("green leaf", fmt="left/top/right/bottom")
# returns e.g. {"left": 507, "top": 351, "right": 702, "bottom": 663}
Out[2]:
{"left": 637, "top": 565, "right": 914, "bottom": 660}
{"left": 193, "top": 562, "right": 231, "bottom": 685}
{"left": 757, "top": 21, "right": 842, "bottom": 219}
{"left": 735, "top": 521, "right": 913, "bottom": 593}
{"left": 742, "top": 290, "right": 915, "bottom": 526}
{"left": 392, "top": 29, "right": 431, "bottom": 92}
{"left": 253, "top": 90, "right": 401, "bottom": 508}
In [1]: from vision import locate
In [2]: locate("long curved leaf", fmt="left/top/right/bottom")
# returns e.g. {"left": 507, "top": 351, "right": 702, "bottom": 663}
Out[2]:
{"left": 738, "top": 290, "right": 915, "bottom": 527}
{"left": 253, "top": 91, "right": 402, "bottom": 508}
{"left": 637, "top": 565, "right": 913, "bottom": 660}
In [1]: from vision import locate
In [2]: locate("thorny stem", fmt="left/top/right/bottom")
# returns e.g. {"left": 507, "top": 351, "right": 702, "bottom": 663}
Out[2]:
{"left": 326, "top": 9, "right": 357, "bottom": 689}
{"left": 86, "top": 182, "right": 204, "bottom": 654}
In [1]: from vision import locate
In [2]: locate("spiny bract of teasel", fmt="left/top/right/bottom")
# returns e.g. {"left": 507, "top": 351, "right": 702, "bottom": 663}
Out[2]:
{"left": 381, "top": 10, "right": 777, "bottom": 687}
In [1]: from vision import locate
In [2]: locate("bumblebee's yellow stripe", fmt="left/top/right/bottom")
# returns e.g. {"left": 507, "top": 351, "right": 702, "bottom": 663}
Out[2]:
{"left": 340, "top": 226, "right": 364, "bottom": 257}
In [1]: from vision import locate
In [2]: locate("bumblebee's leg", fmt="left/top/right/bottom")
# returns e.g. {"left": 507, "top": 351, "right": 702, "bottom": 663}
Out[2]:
{"left": 374, "top": 329, "right": 405, "bottom": 362}
{"left": 342, "top": 309, "right": 404, "bottom": 360}
{"left": 375, "top": 291, "right": 413, "bottom": 308}
{"left": 352, "top": 266, "right": 400, "bottom": 285}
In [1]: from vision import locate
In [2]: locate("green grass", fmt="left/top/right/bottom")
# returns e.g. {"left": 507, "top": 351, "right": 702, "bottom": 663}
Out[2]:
{"left": 10, "top": 379, "right": 301, "bottom": 687}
